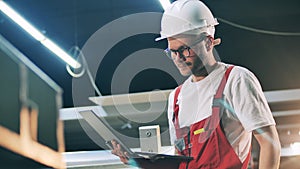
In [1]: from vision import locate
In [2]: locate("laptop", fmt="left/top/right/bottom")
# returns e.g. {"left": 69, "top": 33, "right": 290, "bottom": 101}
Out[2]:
{"left": 79, "top": 110, "right": 193, "bottom": 162}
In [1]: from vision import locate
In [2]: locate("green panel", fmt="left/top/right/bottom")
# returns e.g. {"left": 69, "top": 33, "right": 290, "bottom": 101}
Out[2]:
{"left": 0, "top": 49, "right": 21, "bottom": 133}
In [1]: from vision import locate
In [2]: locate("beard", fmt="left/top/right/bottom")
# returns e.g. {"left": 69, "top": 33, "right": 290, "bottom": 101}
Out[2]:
{"left": 188, "top": 56, "right": 209, "bottom": 77}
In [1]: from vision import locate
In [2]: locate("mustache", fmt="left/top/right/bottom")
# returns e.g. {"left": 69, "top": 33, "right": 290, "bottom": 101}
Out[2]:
{"left": 185, "top": 62, "right": 192, "bottom": 66}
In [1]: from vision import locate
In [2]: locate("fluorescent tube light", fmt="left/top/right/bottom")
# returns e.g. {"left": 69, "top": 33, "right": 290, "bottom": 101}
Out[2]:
{"left": 291, "top": 142, "right": 300, "bottom": 150}
{"left": 159, "top": 0, "right": 171, "bottom": 10}
{"left": 41, "top": 39, "right": 81, "bottom": 69}
{"left": 0, "top": 1, "right": 81, "bottom": 69}
{"left": 0, "top": 1, "right": 45, "bottom": 41}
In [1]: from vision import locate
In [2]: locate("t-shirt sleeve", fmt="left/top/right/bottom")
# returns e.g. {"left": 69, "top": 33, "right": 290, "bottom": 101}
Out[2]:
{"left": 229, "top": 67, "right": 276, "bottom": 132}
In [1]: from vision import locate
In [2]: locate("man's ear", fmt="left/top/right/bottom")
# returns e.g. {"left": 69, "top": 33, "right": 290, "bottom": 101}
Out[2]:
{"left": 205, "top": 36, "right": 214, "bottom": 51}
{"left": 213, "top": 38, "right": 221, "bottom": 46}
{"left": 205, "top": 36, "right": 221, "bottom": 51}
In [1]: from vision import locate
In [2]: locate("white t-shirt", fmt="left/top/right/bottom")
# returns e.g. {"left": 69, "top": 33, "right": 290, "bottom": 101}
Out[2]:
{"left": 167, "top": 62, "right": 275, "bottom": 162}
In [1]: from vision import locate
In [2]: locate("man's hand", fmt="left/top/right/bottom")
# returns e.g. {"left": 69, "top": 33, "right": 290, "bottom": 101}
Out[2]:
{"left": 110, "top": 140, "right": 130, "bottom": 164}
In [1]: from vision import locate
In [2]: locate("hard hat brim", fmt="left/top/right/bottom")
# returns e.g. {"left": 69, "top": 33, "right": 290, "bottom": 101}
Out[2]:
{"left": 155, "top": 36, "right": 166, "bottom": 41}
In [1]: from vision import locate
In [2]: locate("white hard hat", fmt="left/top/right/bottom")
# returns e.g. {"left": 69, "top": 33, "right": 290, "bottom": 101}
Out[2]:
{"left": 156, "top": 0, "right": 219, "bottom": 41}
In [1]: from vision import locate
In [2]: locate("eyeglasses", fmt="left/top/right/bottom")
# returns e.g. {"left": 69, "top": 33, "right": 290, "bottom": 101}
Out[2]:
{"left": 164, "top": 37, "right": 206, "bottom": 61}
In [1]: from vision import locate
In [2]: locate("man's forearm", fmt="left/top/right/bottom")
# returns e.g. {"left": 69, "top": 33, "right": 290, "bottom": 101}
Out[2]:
{"left": 254, "top": 125, "right": 281, "bottom": 169}
{"left": 258, "top": 143, "right": 280, "bottom": 169}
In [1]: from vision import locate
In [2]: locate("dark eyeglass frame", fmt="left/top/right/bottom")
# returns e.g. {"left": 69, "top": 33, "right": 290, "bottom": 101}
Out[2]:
{"left": 164, "top": 37, "right": 206, "bottom": 60}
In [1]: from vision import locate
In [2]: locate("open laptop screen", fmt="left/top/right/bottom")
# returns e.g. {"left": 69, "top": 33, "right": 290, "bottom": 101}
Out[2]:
{"left": 79, "top": 109, "right": 193, "bottom": 165}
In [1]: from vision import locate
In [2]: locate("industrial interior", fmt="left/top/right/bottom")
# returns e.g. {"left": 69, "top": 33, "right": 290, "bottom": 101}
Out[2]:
{"left": 0, "top": 0, "right": 300, "bottom": 169}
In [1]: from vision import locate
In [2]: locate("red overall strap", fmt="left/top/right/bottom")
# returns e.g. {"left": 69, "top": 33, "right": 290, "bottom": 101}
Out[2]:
{"left": 173, "top": 85, "right": 184, "bottom": 139}
{"left": 214, "top": 65, "right": 234, "bottom": 99}
{"left": 207, "top": 65, "right": 235, "bottom": 131}
{"left": 173, "top": 85, "right": 182, "bottom": 127}
{"left": 210, "top": 65, "right": 251, "bottom": 169}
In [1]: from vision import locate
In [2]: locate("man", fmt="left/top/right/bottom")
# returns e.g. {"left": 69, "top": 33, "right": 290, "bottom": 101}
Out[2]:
{"left": 113, "top": 0, "right": 281, "bottom": 168}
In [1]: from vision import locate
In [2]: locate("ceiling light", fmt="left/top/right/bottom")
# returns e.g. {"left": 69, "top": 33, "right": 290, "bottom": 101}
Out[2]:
{"left": 0, "top": 1, "right": 81, "bottom": 69}
{"left": 282, "top": 142, "right": 300, "bottom": 156}
{"left": 290, "top": 142, "right": 300, "bottom": 151}
{"left": 41, "top": 39, "right": 81, "bottom": 69}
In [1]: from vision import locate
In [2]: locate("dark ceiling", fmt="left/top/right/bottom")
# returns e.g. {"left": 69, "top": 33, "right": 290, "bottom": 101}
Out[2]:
{"left": 1, "top": 0, "right": 300, "bottom": 108}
